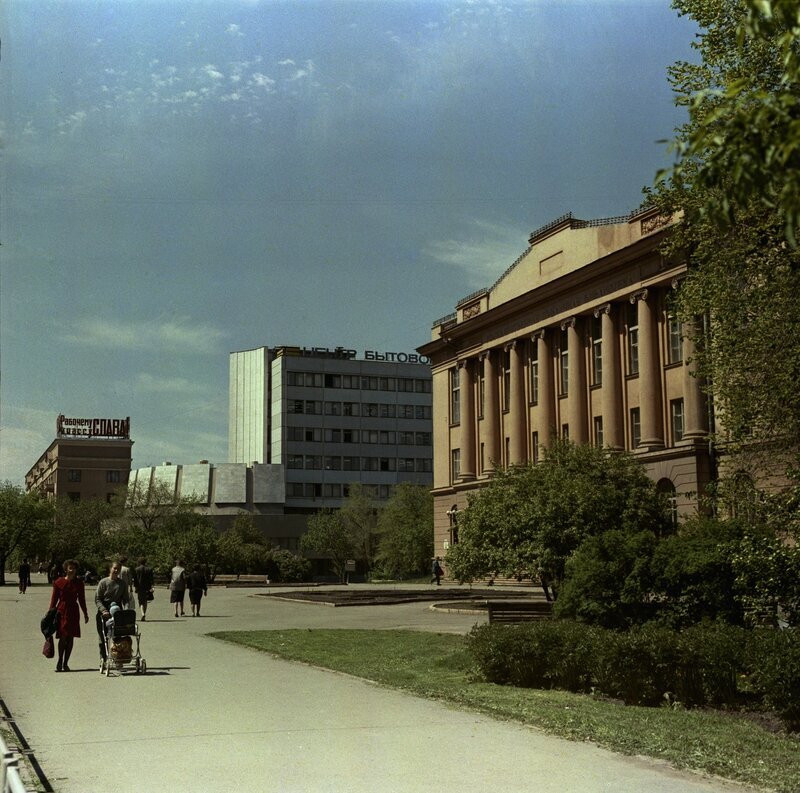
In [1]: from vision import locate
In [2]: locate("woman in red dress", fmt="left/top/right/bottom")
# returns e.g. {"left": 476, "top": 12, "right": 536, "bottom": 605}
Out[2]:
{"left": 48, "top": 559, "right": 89, "bottom": 671}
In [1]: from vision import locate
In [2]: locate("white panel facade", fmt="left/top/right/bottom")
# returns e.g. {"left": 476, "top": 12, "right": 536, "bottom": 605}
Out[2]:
{"left": 179, "top": 463, "right": 211, "bottom": 503}
{"left": 228, "top": 348, "right": 270, "bottom": 464}
{"left": 213, "top": 463, "right": 248, "bottom": 503}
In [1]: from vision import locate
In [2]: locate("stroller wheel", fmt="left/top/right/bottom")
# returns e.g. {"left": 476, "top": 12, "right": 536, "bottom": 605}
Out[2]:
{"left": 140, "top": 659, "right": 147, "bottom": 674}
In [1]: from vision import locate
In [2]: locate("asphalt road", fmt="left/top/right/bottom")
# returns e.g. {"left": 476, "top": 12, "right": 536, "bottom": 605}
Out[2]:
{"left": 1, "top": 578, "right": 756, "bottom": 793}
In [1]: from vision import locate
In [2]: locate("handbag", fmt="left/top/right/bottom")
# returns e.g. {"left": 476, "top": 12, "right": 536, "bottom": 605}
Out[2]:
{"left": 42, "top": 636, "right": 54, "bottom": 658}
{"left": 146, "top": 590, "right": 154, "bottom": 601}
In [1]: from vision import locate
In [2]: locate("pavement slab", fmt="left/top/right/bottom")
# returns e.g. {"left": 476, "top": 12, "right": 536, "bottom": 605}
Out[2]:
{"left": 1, "top": 578, "right": 759, "bottom": 793}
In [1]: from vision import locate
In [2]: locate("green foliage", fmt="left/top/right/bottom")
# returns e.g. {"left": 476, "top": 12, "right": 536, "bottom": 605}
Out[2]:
{"left": 555, "top": 530, "right": 659, "bottom": 628}
{"left": 650, "top": 515, "right": 748, "bottom": 627}
{"left": 300, "top": 509, "right": 355, "bottom": 582}
{"left": 0, "top": 482, "right": 54, "bottom": 585}
{"left": 748, "top": 627, "right": 800, "bottom": 730}
{"left": 652, "top": 0, "right": 800, "bottom": 453}
{"left": 375, "top": 483, "right": 433, "bottom": 578}
{"left": 446, "top": 440, "right": 668, "bottom": 596}
{"left": 338, "top": 483, "right": 380, "bottom": 569}
{"left": 267, "top": 549, "right": 311, "bottom": 583}
{"left": 217, "top": 513, "right": 271, "bottom": 574}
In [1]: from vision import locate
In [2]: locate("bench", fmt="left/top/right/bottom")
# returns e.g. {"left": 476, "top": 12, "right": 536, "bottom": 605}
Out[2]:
{"left": 486, "top": 600, "right": 553, "bottom": 624}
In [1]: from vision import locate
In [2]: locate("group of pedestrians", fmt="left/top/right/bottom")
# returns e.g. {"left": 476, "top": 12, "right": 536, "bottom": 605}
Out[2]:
{"left": 40, "top": 554, "right": 209, "bottom": 671}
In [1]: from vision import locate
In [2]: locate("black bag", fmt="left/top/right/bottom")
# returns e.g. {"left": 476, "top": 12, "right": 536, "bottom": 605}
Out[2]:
{"left": 146, "top": 590, "right": 154, "bottom": 602}
{"left": 42, "top": 636, "right": 54, "bottom": 658}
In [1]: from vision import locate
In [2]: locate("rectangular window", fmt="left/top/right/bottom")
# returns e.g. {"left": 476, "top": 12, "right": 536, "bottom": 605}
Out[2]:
{"left": 341, "top": 375, "right": 358, "bottom": 389}
{"left": 287, "top": 483, "right": 304, "bottom": 497}
{"left": 362, "top": 457, "right": 379, "bottom": 472}
{"left": 288, "top": 454, "right": 304, "bottom": 469}
{"left": 415, "top": 405, "right": 431, "bottom": 420}
{"left": 324, "top": 456, "right": 341, "bottom": 470}
{"left": 631, "top": 408, "right": 641, "bottom": 448}
{"left": 529, "top": 347, "right": 539, "bottom": 404}
{"left": 380, "top": 377, "right": 395, "bottom": 391}
{"left": 305, "top": 483, "right": 322, "bottom": 498}
{"left": 364, "top": 403, "right": 379, "bottom": 418}
{"left": 323, "top": 483, "right": 342, "bottom": 498}
{"left": 480, "top": 442, "right": 485, "bottom": 472}
{"left": 671, "top": 399, "right": 685, "bottom": 443}
{"left": 450, "top": 368, "right": 461, "bottom": 424}
{"left": 415, "top": 432, "right": 431, "bottom": 446}
{"left": 342, "top": 456, "right": 360, "bottom": 471}
{"left": 305, "top": 400, "right": 321, "bottom": 415}
{"left": 324, "top": 373, "right": 341, "bottom": 388}
{"left": 559, "top": 328, "right": 569, "bottom": 395}
{"left": 531, "top": 432, "right": 539, "bottom": 465}
{"left": 398, "top": 378, "right": 415, "bottom": 392}
{"left": 305, "top": 455, "right": 322, "bottom": 470}
{"left": 398, "top": 431, "right": 414, "bottom": 445}
{"left": 68, "top": 469, "right": 82, "bottom": 482}
{"left": 106, "top": 470, "right": 121, "bottom": 483}
{"left": 323, "top": 428, "right": 341, "bottom": 443}
{"left": 594, "top": 416, "right": 604, "bottom": 448}
{"left": 561, "top": 424, "right": 569, "bottom": 440}
{"left": 305, "top": 428, "right": 321, "bottom": 442}
{"left": 399, "top": 405, "right": 415, "bottom": 419}
{"left": 627, "top": 302, "right": 639, "bottom": 375}
{"left": 379, "top": 458, "right": 396, "bottom": 472}
{"left": 342, "top": 402, "right": 359, "bottom": 417}
{"left": 379, "top": 431, "right": 396, "bottom": 444}
{"left": 415, "top": 379, "right": 431, "bottom": 393}
{"left": 324, "top": 401, "right": 342, "bottom": 416}
{"left": 415, "top": 458, "right": 432, "bottom": 473}
{"left": 668, "top": 315, "right": 683, "bottom": 364}
{"left": 379, "top": 404, "right": 396, "bottom": 418}
{"left": 451, "top": 448, "right": 461, "bottom": 481}
{"left": 398, "top": 458, "right": 414, "bottom": 472}
{"left": 592, "top": 316, "right": 603, "bottom": 386}
{"left": 342, "top": 429, "right": 359, "bottom": 443}
{"left": 478, "top": 358, "right": 485, "bottom": 418}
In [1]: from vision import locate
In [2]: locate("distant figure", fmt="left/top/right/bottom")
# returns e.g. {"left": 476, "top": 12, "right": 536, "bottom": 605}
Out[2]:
{"left": 117, "top": 555, "right": 134, "bottom": 608}
{"left": 188, "top": 565, "right": 208, "bottom": 617}
{"left": 49, "top": 559, "right": 89, "bottom": 671}
{"left": 95, "top": 561, "right": 129, "bottom": 661}
{"left": 169, "top": 559, "right": 187, "bottom": 617}
{"left": 133, "top": 557, "right": 155, "bottom": 621}
{"left": 18, "top": 558, "right": 31, "bottom": 594}
{"left": 431, "top": 557, "right": 444, "bottom": 586}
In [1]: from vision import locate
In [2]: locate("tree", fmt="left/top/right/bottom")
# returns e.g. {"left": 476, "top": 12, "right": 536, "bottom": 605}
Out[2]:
{"left": 375, "top": 483, "right": 433, "bottom": 578}
{"left": 300, "top": 509, "right": 355, "bottom": 583}
{"left": 662, "top": 0, "right": 800, "bottom": 246}
{"left": 0, "top": 483, "right": 53, "bottom": 585}
{"left": 50, "top": 497, "right": 117, "bottom": 575}
{"left": 339, "top": 483, "right": 381, "bottom": 572}
{"left": 652, "top": 0, "right": 800, "bottom": 457}
{"left": 446, "top": 440, "right": 669, "bottom": 598}
{"left": 217, "top": 513, "right": 271, "bottom": 575}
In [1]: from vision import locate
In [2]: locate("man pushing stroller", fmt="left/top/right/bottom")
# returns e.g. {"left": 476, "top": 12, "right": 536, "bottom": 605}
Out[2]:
{"left": 94, "top": 561, "right": 131, "bottom": 661}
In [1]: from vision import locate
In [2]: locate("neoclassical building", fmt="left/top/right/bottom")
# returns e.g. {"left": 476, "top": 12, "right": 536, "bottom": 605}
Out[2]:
{"left": 418, "top": 207, "right": 713, "bottom": 559}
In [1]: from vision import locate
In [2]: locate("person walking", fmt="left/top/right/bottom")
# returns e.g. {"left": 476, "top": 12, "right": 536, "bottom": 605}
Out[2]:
{"left": 133, "top": 557, "right": 155, "bottom": 621}
{"left": 48, "top": 560, "right": 89, "bottom": 671}
{"left": 169, "top": 559, "right": 187, "bottom": 617}
{"left": 117, "top": 555, "right": 134, "bottom": 610}
{"left": 187, "top": 565, "right": 208, "bottom": 617}
{"left": 18, "top": 558, "right": 31, "bottom": 594}
{"left": 431, "top": 556, "right": 444, "bottom": 586}
{"left": 94, "top": 561, "right": 129, "bottom": 661}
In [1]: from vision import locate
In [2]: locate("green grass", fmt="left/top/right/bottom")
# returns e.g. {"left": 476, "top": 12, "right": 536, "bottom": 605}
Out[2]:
{"left": 209, "top": 628, "right": 799, "bottom": 793}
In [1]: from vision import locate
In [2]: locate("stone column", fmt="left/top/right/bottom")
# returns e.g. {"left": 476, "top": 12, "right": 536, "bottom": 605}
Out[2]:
{"left": 562, "top": 316, "right": 588, "bottom": 445}
{"left": 533, "top": 329, "right": 556, "bottom": 448}
{"left": 594, "top": 303, "right": 623, "bottom": 450}
{"left": 633, "top": 289, "right": 664, "bottom": 448}
{"left": 682, "top": 320, "right": 709, "bottom": 440}
{"left": 458, "top": 358, "right": 476, "bottom": 480}
{"left": 479, "top": 350, "right": 500, "bottom": 469}
{"left": 506, "top": 339, "right": 527, "bottom": 464}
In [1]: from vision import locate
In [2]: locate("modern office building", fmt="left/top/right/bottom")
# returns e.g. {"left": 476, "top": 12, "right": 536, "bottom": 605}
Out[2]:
{"left": 229, "top": 344, "right": 433, "bottom": 510}
{"left": 418, "top": 207, "right": 714, "bottom": 559}
{"left": 25, "top": 414, "right": 134, "bottom": 502}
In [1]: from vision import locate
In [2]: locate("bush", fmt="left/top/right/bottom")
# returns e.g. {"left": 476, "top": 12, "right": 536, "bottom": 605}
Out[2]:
{"left": 747, "top": 627, "right": 800, "bottom": 730}
{"left": 267, "top": 550, "right": 311, "bottom": 583}
{"left": 680, "top": 622, "right": 748, "bottom": 706}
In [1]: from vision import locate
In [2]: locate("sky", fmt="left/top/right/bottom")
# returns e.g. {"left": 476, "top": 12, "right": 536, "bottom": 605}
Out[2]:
{"left": 0, "top": 0, "right": 697, "bottom": 485}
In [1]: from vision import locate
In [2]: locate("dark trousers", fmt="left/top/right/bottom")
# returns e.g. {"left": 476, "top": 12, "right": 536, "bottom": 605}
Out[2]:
{"left": 95, "top": 612, "right": 108, "bottom": 659}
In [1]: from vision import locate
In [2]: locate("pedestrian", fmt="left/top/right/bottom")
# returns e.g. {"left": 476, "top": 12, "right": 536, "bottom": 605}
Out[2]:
{"left": 133, "top": 557, "right": 155, "bottom": 621}
{"left": 49, "top": 560, "right": 89, "bottom": 671}
{"left": 94, "top": 561, "right": 130, "bottom": 661}
{"left": 431, "top": 556, "right": 444, "bottom": 586}
{"left": 169, "top": 559, "right": 187, "bottom": 617}
{"left": 188, "top": 564, "right": 208, "bottom": 617}
{"left": 117, "top": 555, "right": 134, "bottom": 610}
{"left": 18, "top": 558, "right": 31, "bottom": 594}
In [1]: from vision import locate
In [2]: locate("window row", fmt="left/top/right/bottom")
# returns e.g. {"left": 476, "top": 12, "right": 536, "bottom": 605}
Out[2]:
{"left": 286, "top": 372, "right": 431, "bottom": 393}
{"left": 455, "top": 315, "right": 684, "bottom": 422}
{"left": 287, "top": 400, "right": 432, "bottom": 420}
{"left": 287, "top": 427, "right": 431, "bottom": 445}
{"left": 287, "top": 455, "right": 432, "bottom": 472}
{"left": 286, "top": 482, "right": 396, "bottom": 500}
{"left": 67, "top": 470, "right": 122, "bottom": 483}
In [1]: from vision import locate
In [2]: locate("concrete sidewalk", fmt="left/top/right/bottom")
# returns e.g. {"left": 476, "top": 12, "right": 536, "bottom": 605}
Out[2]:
{"left": 1, "top": 580, "right": 754, "bottom": 793}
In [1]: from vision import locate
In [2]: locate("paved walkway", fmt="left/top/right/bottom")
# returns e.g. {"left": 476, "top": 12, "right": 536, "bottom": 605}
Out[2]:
{"left": 1, "top": 578, "right": 755, "bottom": 793}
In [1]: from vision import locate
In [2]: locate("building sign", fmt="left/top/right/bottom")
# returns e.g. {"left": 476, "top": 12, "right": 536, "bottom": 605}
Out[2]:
{"left": 57, "top": 415, "right": 131, "bottom": 439}
{"left": 280, "top": 345, "right": 430, "bottom": 365}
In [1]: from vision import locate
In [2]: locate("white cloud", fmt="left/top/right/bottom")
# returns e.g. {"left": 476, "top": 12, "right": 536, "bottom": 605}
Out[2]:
{"left": 226, "top": 24, "right": 243, "bottom": 37}
{"left": 278, "top": 59, "right": 296, "bottom": 67}
{"left": 62, "top": 316, "right": 228, "bottom": 355}
{"left": 202, "top": 64, "right": 225, "bottom": 81}
{"left": 251, "top": 73, "right": 276, "bottom": 90}
{"left": 0, "top": 407, "right": 55, "bottom": 484}
{"left": 135, "top": 373, "right": 198, "bottom": 394}
{"left": 423, "top": 219, "right": 530, "bottom": 288}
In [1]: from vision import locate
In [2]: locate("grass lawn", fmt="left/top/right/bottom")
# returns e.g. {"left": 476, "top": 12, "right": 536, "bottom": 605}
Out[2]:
{"left": 209, "top": 628, "right": 799, "bottom": 793}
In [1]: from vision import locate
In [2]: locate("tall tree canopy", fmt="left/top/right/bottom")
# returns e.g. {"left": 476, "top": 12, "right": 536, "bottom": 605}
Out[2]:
{"left": 653, "top": 0, "right": 800, "bottom": 460}
{"left": 446, "top": 441, "right": 668, "bottom": 599}
{"left": 375, "top": 483, "right": 433, "bottom": 578}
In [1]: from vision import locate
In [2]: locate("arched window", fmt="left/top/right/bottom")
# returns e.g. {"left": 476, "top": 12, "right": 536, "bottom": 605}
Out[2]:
{"left": 447, "top": 504, "right": 460, "bottom": 545}
{"left": 656, "top": 478, "right": 677, "bottom": 532}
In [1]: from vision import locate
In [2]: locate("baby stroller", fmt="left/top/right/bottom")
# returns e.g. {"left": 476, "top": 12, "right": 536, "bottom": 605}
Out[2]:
{"left": 100, "top": 608, "right": 146, "bottom": 676}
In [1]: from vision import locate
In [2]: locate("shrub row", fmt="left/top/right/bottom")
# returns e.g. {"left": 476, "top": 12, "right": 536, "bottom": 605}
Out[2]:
{"left": 466, "top": 620, "right": 800, "bottom": 730}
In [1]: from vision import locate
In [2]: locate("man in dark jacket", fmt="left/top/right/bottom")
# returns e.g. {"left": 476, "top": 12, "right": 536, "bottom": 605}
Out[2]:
{"left": 133, "top": 557, "right": 155, "bottom": 621}
{"left": 94, "top": 561, "right": 129, "bottom": 660}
